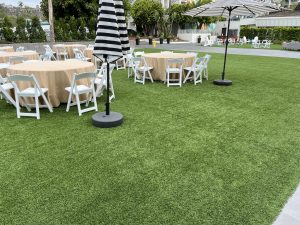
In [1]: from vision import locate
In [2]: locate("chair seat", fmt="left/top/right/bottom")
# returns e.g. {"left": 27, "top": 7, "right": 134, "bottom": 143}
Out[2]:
{"left": 184, "top": 66, "right": 203, "bottom": 71}
{"left": 1, "top": 83, "right": 13, "bottom": 91}
{"left": 65, "top": 85, "right": 91, "bottom": 94}
{"left": 167, "top": 68, "right": 181, "bottom": 73}
{"left": 19, "top": 87, "right": 48, "bottom": 96}
{"left": 137, "top": 66, "right": 153, "bottom": 71}
{"left": 94, "top": 77, "right": 103, "bottom": 85}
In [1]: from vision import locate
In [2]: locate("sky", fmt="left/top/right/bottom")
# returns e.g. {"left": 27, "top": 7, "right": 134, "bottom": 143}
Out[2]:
{"left": 1, "top": 0, "right": 41, "bottom": 7}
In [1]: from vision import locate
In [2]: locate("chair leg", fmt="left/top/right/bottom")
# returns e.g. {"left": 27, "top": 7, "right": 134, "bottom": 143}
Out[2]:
{"left": 148, "top": 70, "right": 154, "bottom": 83}
{"left": 66, "top": 90, "right": 73, "bottom": 112}
{"left": 92, "top": 89, "right": 98, "bottom": 112}
{"left": 183, "top": 70, "right": 192, "bottom": 83}
{"left": 41, "top": 92, "right": 53, "bottom": 112}
{"left": 15, "top": 93, "right": 20, "bottom": 119}
{"left": 143, "top": 71, "right": 146, "bottom": 85}
{"left": 35, "top": 94, "right": 40, "bottom": 120}
{"left": 75, "top": 93, "right": 82, "bottom": 116}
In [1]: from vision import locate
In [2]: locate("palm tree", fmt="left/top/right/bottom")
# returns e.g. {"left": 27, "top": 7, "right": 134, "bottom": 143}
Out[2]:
{"left": 48, "top": 0, "right": 55, "bottom": 46}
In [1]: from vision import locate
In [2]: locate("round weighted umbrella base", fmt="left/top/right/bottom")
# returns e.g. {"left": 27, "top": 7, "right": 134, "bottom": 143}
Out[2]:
{"left": 213, "top": 79, "right": 232, "bottom": 86}
{"left": 92, "top": 112, "right": 123, "bottom": 128}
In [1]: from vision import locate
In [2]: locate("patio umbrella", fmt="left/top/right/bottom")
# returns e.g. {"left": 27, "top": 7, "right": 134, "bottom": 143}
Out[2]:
{"left": 185, "top": 0, "right": 279, "bottom": 86}
{"left": 92, "top": 0, "right": 130, "bottom": 128}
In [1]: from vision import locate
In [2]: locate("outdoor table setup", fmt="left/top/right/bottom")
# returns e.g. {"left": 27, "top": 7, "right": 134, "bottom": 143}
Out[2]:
{"left": 0, "top": 46, "right": 14, "bottom": 52}
{"left": 0, "top": 51, "right": 39, "bottom": 64}
{"left": 143, "top": 52, "right": 195, "bottom": 81}
{"left": 7, "top": 59, "right": 95, "bottom": 107}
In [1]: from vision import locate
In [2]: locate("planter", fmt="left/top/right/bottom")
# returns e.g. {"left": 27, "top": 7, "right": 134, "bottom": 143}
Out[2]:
{"left": 136, "top": 38, "right": 140, "bottom": 45}
{"left": 148, "top": 38, "right": 153, "bottom": 45}
{"left": 159, "top": 38, "right": 164, "bottom": 44}
{"left": 167, "top": 38, "right": 171, "bottom": 44}
{"left": 197, "top": 37, "right": 201, "bottom": 44}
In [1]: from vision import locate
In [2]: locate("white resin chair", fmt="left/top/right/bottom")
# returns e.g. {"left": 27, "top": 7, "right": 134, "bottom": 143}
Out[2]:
{"left": 115, "top": 57, "right": 126, "bottom": 70}
{"left": 183, "top": 57, "right": 205, "bottom": 85}
{"left": 165, "top": 58, "right": 184, "bottom": 87}
{"left": 9, "top": 74, "right": 53, "bottom": 119}
{"left": 133, "top": 57, "right": 153, "bottom": 85}
{"left": 55, "top": 45, "right": 68, "bottom": 60}
{"left": 43, "top": 45, "right": 56, "bottom": 61}
{"left": 202, "top": 54, "right": 211, "bottom": 80}
{"left": 9, "top": 56, "right": 26, "bottom": 65}
{"left": 0, "top": 80, "right": 16, "bottom": 108}
{"left": 95, "top": 64, "right": 116, "bottom": 101}
{"left": 73, "top": 48, "right": 91, "bottom": 62}
{"left": 125, "top": 53, "right": 134, "bottom": 78}
{"left": 65, "top": 72, "right": 98, "bottom": 116}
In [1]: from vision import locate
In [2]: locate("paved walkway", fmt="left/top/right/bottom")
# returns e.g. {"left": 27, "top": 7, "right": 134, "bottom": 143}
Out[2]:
{"left": 137, "top": 43, "right": 300, "bottom": 59}
{"left": 273, "top": 183, "right": 300, "bottom": 225}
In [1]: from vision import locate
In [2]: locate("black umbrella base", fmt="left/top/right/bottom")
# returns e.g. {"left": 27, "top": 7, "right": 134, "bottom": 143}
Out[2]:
{"left": 213, "top": 79, "right": 233, "bottom": 86}
{"left": 92, "top": 112, "right": 123, "bottom": 128}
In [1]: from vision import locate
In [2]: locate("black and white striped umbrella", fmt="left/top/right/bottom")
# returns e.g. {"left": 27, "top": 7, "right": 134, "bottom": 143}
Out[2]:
{"left": 185, "top": 0, "right": 279, "bottom": 17}
{"left": 94, "top": 0, "right": 130, "bottom": 63}
{"left": 184, "top": 0, "right": 279, "bottom": 86}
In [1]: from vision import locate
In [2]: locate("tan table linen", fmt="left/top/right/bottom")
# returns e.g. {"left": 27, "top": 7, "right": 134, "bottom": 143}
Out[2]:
{"left": 143, "top": 53, "right": 195, "bottom": 81}
{"left": 0, "top": 51, "right": 39, "bottom": 64}
{"left": 0, "top": 46, "right": 14, "bottom": 52}
{"left": 84, "top": 48, "right": 96, "bottom": 64}
{"left": 7, "top": 59, "right": 96, "bottom": 107}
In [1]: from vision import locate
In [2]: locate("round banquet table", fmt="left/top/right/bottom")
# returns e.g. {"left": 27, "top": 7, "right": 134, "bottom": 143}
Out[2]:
{"left": 0, "top": 51, "right": 39, "bottom": 64}
{"left": 7, "top": 59, "right": 96, "bottom": 107}
{"left": 143, "top": 53, "right": 195, "bottom": 81}
{"left": 0, "top": 46, "right": 14, "bottom": 52}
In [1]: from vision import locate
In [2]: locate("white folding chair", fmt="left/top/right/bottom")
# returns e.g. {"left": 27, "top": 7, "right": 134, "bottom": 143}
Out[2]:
{"left": 134, "top": 51, "right": 145, "bottom": 57}
{"left": 73, "top": 48, "right": 91, "bottom": 62}
{"left": 0, "top": 64, "right": 10, "bottom": 83}
{"left": 65, "top": 72, "right": 98, "bottom": 116}
{"left": 165, "top": 58, "right": 184, "bottom": 87}
{"left": 124, "top": 53, "right": 134, "bottom": 78}
{"left": 16, "top": 47, "right": 25, "bottom": 52}
{"left": 183, "top": 57, "right": 205, "bottom": 85}
{"left": 9, "top": 56, "right": 26, "bottom": 65}
{"left": 115, "top": 57, "right": 126, "bottom": 70}
{"left": 0, "top": 80, "right": 16, "bottom": 108}
{"left": 133, "top": 57, "right": 153, "bottom": 85}
{"left": 95, "top": 63, "right": 116, "bottom": 102}
{"left": 43, "top": 45, "right": 56, "bottom": 61}
{"left": 9, "top": 74, "right": 53, "bottom": 119}
{"left": 202, "top": 54, "right": 211, "bottom": 80}
{"left": 55, "top": 45, "right": 68, "bottom": 60}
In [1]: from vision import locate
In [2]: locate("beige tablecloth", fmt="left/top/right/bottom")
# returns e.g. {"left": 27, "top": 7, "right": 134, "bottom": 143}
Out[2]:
{"left": 0, "top": 51, "right": 39, "bottom": 64}
{"left": 84, "top": 48, "right": 96, "bottom": 64}
{"left": 0, "top": 46, "right": 14, "bottom": 52}
{"left": 7, "top": 59, "right": 96, "bottom": 107}
{"left": 143, "top": 53, "right": 195, "bottom": 81}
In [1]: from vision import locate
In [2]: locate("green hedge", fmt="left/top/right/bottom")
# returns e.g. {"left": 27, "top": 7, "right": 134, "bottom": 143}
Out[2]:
{"left": 240, "top": 26, "right": 300, "bottom": 43}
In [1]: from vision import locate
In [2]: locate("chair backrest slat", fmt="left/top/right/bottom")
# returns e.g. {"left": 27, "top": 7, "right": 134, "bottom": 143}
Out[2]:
{"left": 75, "top": 72, "right": 96, "bottom": 81}
{"left": 9, "top": 74, "right": 34, "bottom": 82}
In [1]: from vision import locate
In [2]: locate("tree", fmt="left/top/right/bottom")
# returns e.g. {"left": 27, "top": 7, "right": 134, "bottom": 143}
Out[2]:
{"left": 15, "top": 17, "right": 28, "bottom": 42}
{"left": 28, "top": 16, "right": 46, "bottom": 43}
{"left": 1, "top": 16, "right": 15, "bottom": 42}
{"left": 131, "top": 0, "right": 164, "bottom": 36}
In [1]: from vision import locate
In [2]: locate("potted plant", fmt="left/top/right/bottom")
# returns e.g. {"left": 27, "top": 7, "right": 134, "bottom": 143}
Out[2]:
{"left": 136, "top": 35, "right": 140, "bottom": 45}
{"left": 148, "top": 35, "right": 153, "bottom": 45}
{"left": 197, "top": 35, "right": 201, "bottom": 44}
{"left": 167, "top": 35, "right": 171, "bottom": 44}
{"left": 159, "top": 33, "right": 164, "bottom": 44}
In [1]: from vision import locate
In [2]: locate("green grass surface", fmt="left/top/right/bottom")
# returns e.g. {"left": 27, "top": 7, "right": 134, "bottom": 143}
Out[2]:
{"left": 1, "top": 49, "right": 300, "bottom": 225}
{"left": 213, "top": 43, "right": 283, "bottom": 50}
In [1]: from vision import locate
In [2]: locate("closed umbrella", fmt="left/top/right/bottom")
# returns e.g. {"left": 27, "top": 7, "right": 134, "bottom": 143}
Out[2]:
{"left": 92, "top": 0, "right": 130, "bottom": 128}
{"left": 185, "top": 0, "right": 279, "bottom": 86}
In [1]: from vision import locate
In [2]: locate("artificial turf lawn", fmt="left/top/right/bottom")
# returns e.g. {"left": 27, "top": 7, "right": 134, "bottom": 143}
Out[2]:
{"left": 1, "top": 48, "right": 300, "bottom": 225}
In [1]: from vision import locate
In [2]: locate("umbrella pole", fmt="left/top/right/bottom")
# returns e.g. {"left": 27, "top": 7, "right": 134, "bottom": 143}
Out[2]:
{"left": 105, "top": 54, "right": 110, "bottom": 115}
{"left": 213, "top": 7, "right": 233, "bottom": 86}
{"left": 92, "top": 55, "right": 124, "bottom": 128}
